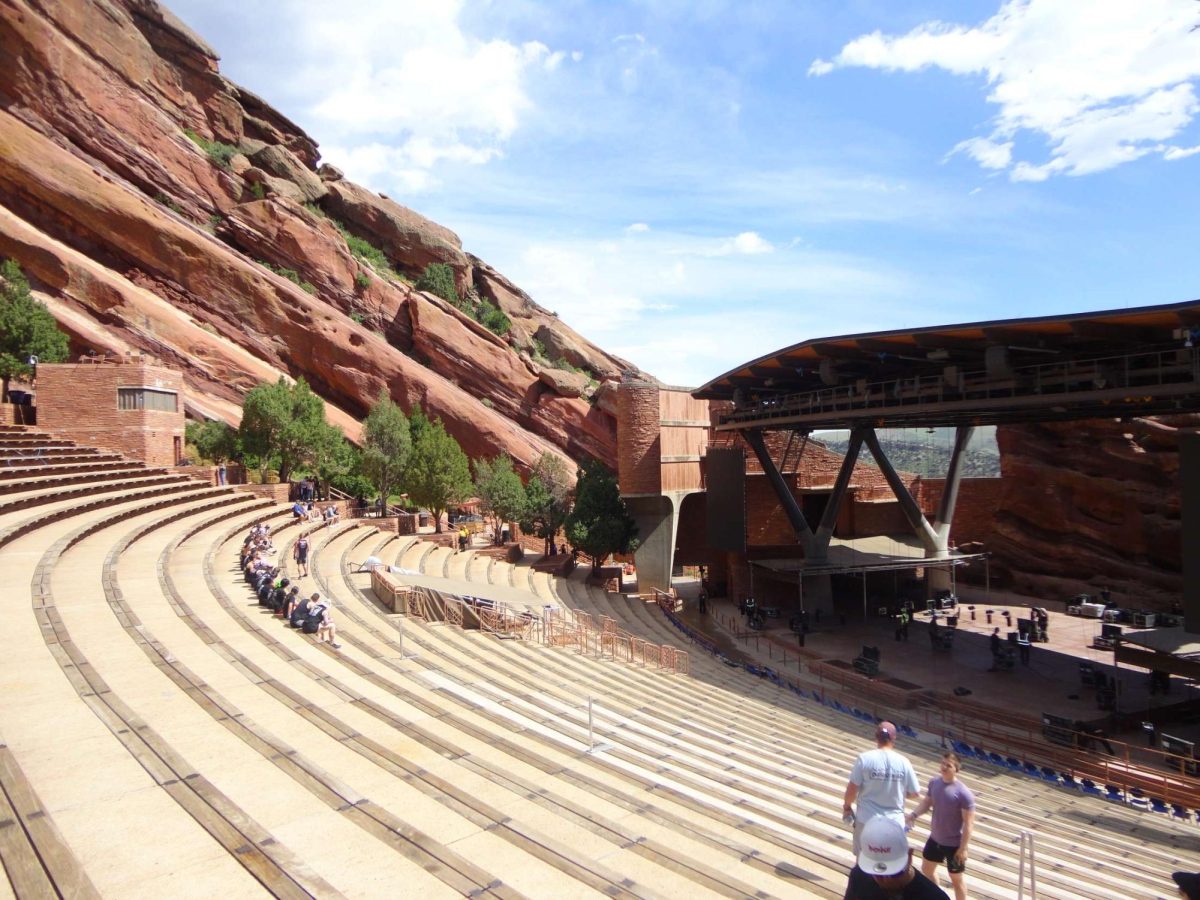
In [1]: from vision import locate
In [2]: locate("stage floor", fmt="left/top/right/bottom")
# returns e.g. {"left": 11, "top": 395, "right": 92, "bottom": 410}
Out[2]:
{"left": 668, "top": 580, "right": 1200, "bottom": 750}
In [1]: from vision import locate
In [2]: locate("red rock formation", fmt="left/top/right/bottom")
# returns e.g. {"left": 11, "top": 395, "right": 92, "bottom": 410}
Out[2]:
{"left": 0, "top": 0, "right": 645, "bottom": 479}
{"left": 976, "top": 418, "right": 1189, "bottom": 610}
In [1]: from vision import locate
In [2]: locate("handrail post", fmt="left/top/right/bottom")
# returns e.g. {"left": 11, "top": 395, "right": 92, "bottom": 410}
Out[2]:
{"left": 586, "top": 696, "right": 612, "bottom": 755}
{"left": 1017, "top": 829, "right": 1037, "bottom": 899}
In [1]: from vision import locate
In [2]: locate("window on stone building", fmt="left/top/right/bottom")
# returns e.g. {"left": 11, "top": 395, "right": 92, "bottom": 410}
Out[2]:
{"left": 117, "top": 387, "right": 178, "bottom": 413}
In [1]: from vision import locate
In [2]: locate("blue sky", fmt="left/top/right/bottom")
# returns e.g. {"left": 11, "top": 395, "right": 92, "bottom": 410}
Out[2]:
{"left": 168, "top": 0, "right": 1200, "bottom": 387}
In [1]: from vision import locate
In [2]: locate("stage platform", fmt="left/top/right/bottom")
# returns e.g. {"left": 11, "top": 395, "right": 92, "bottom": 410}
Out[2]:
{"left": 666, "top": 579, "right": 1200, "bottom": 755}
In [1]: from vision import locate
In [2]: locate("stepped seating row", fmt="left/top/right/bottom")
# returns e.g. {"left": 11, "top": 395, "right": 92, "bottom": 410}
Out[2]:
{"left": 331, "top": 540, "right": 1200, "bottom": 897}
{"left": 1, "top": 423, "right": 1196, "bottom": 898}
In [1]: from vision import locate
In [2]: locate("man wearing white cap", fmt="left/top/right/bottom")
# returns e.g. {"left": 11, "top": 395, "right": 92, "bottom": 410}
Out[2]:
{"left": 844, "top": 816, "right": 949, "bottom": 899}
{"left": 843, "top": 721, "right": 921, "bottom": 856}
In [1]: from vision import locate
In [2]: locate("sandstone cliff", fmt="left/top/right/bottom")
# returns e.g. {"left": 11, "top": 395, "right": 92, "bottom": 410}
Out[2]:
{"left": 979, "top": 417, "right": 1191, "bottom": 610}
{"left": 0, "top": 0, "right": 644, "bottom": 473}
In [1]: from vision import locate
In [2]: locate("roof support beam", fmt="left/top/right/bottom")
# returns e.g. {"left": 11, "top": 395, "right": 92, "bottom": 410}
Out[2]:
{"left": 740, "top": 428, "right": 815, "bottom": 552}
{"left": 934, "top": 425, "right": 975, "bottom": 555}
{"left": 861, "top": 427, "right": 940, "bottom": 553}
{"left": 812, "top": 427, "right": 866, "bottom": 561}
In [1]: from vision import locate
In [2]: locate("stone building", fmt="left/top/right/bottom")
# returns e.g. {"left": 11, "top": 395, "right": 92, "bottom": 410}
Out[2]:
{"left": 35, "top": 357, "right": 185, "bottom": 467}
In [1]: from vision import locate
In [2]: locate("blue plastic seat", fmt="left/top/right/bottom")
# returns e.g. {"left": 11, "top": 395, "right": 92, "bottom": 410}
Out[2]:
{"left": 1040, "top": 766, "right": 1060, "bottom": 783}
{"left": 1060, "top": 773, "right": 1079, "bottom": 789}
{"left": 988, "top": 752, "right": 1006, "bottom": 768}
{"left": 1104, "top": 784, "right": 1125, "bottom": 802}
{"left": 1150, "top": 797, "right": 1170, "bottom": 815}
{"left": 899, "top": 724, "right": 918, "bottom": 739}
{"left": 1171, "top": 804, "right": 1191, "bottom": 821}
{"left": 1080, "top": 779, "right": 1103, "bottom": 796}
{"left": 1023, "top": 762, "right": 1040, "bottom": 778}
{"left": 1005, "top": 756, "right": 1023, "bottom": 772}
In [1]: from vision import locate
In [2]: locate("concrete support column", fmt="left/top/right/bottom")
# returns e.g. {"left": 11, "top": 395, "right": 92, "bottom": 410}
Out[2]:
{"left": 740, "top": 428, "right": 815, "bottom": 553}
{"left": 626, "top": 493, "right": 684, "bottom": 595}
{"left": 934, "top": 425, "right": 975, "bottom": 551}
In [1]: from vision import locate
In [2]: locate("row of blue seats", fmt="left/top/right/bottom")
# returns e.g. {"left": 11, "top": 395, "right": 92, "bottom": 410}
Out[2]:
{"left": 946, "top": 739, "right": 1195, "bottom": 822}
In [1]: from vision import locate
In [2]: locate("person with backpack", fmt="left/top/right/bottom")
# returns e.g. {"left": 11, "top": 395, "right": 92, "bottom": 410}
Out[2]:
{"left": 279, "top": 584, "right": 300, "bottom": 617}
{"left": 302, "top": 594, "right": 326, "bottom": 634}
{"left": 293, "top": 535, "right": 310, "bottom": 577}
{"left": 315, "top": 600, "right": 342, "bottom": 650}
{"left": 270, "top": 578, "right": 290, "bottom": 613}
{"left": 288, "top": 593, "right": 312, "bottom": 629}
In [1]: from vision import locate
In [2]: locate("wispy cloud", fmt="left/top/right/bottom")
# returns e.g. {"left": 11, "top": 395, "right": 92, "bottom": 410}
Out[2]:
{"left": 482, "top": 225, "right": 929, "bottom": 385}
{"left": 812, "top": 0, "right": 1200, "bottom": 180}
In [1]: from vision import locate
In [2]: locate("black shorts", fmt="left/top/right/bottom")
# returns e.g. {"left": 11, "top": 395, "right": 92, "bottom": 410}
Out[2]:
{"left": 923, "top": 837, "right": 966, "bottom": 873}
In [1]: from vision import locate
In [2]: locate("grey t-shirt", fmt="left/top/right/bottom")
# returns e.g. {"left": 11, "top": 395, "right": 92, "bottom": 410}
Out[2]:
{"left": 928, "top": 777, "right": 975, "bottom": 847}
{"left": 850, "top": 748, "right": 919, "bottom": 824}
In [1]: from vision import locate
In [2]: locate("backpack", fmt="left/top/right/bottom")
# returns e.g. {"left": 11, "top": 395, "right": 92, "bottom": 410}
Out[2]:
{"left": 289, "top": 600, "right": 310, "bottom": 629}
{"left": 257, "top": 581, "right": 273, "bottom": 605}
{"left": 303, "top": 602, "right": 327, "bottom": 634}
{"left": 271, "top": 586, "right": 289, "bottom": 613}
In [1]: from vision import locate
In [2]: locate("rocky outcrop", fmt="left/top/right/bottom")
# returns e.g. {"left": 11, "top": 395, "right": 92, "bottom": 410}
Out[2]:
{"left": 322, "top": 180, "right": 470, "bottom": 282}
{"left": 472, "top": 255, "right": 639, "bottom": 382}
{"left": 0, "top": 0, "right": 647, "bottom": 480}
{"left": 976, "top": 418, "right": 1190, "bottom": 610}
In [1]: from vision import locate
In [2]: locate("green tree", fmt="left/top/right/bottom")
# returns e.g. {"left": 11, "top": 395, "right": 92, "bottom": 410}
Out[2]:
{"left": 404, "top": 414, "right": 472, "bottom": 532}
{"left": 185, "top": 419, "right": 239, "bottom": 463}
{"left": 361, "top": 391, "right": 411, "bottom": 511}
{"left": 0, "top": 260, "right": 69, "bottom": 401}
{"left": 312, "top": 428, "right": 355, "bottom": 495}
{"left": 473, "top": 453, "right": 527, "bottom": 544}
{"left": 415, "top": 263, "right": 460, "bottom": 306}
{"left": 565, "top": 459, "right": 639, "bottom": 568}
{"left": 238, "top": 378, "right": 342, "bottom": 482}
{"left": 518, "top": 452, "right": 573, "bottom": 554}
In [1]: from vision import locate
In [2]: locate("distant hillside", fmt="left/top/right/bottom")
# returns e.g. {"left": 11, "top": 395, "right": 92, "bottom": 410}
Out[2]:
{"left": 817, "top": 427, "right": 1000, "bottom": 478}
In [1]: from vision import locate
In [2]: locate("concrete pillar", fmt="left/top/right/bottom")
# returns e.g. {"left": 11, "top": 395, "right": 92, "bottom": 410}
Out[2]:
{"left": 933, "top": 425, "right": 975, "bottom": 551}
{"left": 626, "top": 493, "right": 685, "bottom": 595}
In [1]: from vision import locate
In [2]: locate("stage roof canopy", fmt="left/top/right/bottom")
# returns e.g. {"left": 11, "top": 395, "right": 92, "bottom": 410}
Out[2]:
{"left": 695, "top": 299, "right": 1200, "bottom": 431}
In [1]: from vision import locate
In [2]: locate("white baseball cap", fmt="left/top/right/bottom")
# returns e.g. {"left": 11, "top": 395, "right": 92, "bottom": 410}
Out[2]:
{"left": 857, "top": 816, "right": 909, "bottom": 877}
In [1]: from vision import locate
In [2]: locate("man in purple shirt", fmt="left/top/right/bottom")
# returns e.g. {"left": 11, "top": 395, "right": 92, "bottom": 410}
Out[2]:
{"left": 905, "top": 751, "right": 975, "bottom": 900}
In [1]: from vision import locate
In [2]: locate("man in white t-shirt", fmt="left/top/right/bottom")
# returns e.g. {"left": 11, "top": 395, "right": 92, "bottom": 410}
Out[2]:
{"left": 843, "top": 721, "right": 920, "bottom": 855}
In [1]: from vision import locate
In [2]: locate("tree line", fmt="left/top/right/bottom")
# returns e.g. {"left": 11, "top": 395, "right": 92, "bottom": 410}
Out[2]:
{"left": 189, "top": 378, "right": 639, "bottom": 568}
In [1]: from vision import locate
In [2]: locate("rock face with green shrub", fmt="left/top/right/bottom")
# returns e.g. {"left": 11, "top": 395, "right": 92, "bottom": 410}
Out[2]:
{"left": 0, "top": 0, "right": 649, "bottom": 475}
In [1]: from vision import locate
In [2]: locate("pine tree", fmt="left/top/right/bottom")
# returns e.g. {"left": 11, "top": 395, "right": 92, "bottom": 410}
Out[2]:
{"left": 361, "top": 391, "right": 411, "bottom": 511}
{"left": 474, "top": 454, "right": 527, "bottom": 544}
{"left": 404, "top": 414, "right": 472, "bottom": 533}
{"left": 565, "top": 459, "right": 639, "bottom": 568}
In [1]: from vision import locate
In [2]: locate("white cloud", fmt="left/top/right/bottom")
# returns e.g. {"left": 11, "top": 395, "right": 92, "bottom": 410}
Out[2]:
{"left": 226, "top": 1, "right": 563, "bottom": 189}
{"left": 1164, "top": 144, "right": 1200, "bottom": 160}
{"left": 709, "top": 231, "right": 774, "bottom": 256}
{"left": 814, "top": 0, "right": 1200, "bottom": 180}
{"left": 951, "top": 136, "right": 1013, "bottom": 170}
{"left": 625, "top": 222, "right": 651, "bottom": 233}
{"left": 488, "top": 226, "right": 917, "bottom": 386}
